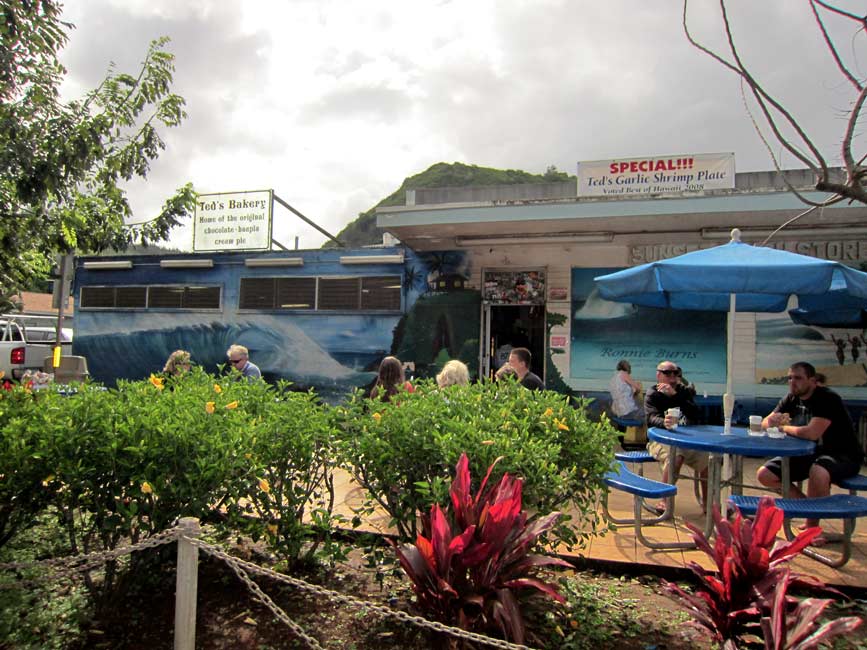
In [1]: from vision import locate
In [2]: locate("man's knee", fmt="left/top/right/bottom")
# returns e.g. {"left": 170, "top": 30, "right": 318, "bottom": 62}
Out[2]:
{"left": 809, "top": 463, "right": 831, "bottom": 485}
{"left": 757, "top": 466, "right": 779, "bottom": 487}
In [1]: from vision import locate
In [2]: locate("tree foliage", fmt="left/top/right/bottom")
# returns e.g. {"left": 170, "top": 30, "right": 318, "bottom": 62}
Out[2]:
{"left": 683, "top": 0, "right": 867, "bottom": 207}
{"left": 0, "top": 0, "right": 195, "bottom": 300}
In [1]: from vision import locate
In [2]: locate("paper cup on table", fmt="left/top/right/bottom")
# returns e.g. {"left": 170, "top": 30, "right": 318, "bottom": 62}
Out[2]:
{"left": 767, "top": 427, "right": 785, "bottom": 439}
{"left": 748, "top": 415, "right": 764, "bottom": 436}
{"left": 666, "top": 407, "right": 681, "bottom": 429}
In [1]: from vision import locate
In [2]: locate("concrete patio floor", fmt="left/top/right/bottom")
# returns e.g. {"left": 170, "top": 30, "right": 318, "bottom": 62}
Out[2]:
{"left": 331, "top": 457, "right": 867, "bottom": 590}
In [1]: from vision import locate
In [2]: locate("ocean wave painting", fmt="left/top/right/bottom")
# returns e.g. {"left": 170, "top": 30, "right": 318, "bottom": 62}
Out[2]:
{"left": 573, "top": 288, "right": 637, "bottom": 320}
{"left": 74, "top": 314, "right": 379, "bottom": 395}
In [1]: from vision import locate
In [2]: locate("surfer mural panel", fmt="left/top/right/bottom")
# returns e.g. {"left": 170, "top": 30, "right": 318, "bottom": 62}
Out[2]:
{"left": 73, "top": 248, "right": 476, "bottom": 400}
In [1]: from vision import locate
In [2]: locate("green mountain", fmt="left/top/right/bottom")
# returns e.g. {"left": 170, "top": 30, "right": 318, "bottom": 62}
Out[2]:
{"left": 326, "top": 162, "right": 574, "bottom": 248}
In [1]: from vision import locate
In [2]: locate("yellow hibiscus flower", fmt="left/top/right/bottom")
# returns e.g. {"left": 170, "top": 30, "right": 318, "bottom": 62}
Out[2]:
{"left": 543, "top": 407, "right": 554, "bottom": 418}
{"left": 225, "top": 401, "right": 239, "bottom": 410}
{"left": 205, "top": 401, "right": 216, "bottom": 414}
{"left": 141, "top": 481, "right": 153, "bottom": 494}
{"left": 259, "top": 478, "right": 271, "bottom": 493}
{"left": 372, "top": 412, "right": 382, "bottom": 422}
{"left": 213, "top": 384, "right": 223, "bottom": 394}
{"left": 149, "top": 374, "right": 165, "bottom": 390}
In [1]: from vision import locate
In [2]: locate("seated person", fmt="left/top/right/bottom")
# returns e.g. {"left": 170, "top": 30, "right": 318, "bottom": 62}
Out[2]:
{"left": 508, "top": 347, "right": 544, "bottom": 390}
{"left": 645, "top": 360, "right": 708, "bottom": 513}
{"left": 369, "top": 356, "right": 414, "bottom": 402}
{"left": 436, "top": 360, "right": 469, "bottom": 388}
{"left": 608, "top": 359, "right": 644, "bottom": 421}
{"left": 163, "top": 349, "right": 191, "bottom": 376}
{"left": 757, "top": 361, "right": 864, "bottom": 542}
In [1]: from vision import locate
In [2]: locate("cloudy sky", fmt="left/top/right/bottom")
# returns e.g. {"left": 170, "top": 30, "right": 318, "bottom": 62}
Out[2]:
{"left": 56, "top": 0, "right": 864, "bottom": 250}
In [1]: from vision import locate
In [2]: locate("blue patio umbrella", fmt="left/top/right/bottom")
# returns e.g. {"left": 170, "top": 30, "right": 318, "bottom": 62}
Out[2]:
{"left": 594, "top": 229, "right": 867, "bottom": 431}
{"left": 788, "top": 276, "right": 867, "bottom": 328}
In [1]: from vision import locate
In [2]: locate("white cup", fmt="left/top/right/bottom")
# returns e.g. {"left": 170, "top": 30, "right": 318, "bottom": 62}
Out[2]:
{"left": 666, "top": 407, "right": 681, "bottom": 429}
{"left": 749, "top": 415, "right": 764, "bottom": 436}
{"left": 767, "top": 427, "right": 785, "bottom": 439}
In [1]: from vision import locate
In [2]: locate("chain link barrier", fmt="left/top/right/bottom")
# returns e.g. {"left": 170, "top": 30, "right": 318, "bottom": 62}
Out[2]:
{"left": 0, "top": 526, "right": 539, "bottom": 650}
{"left": 189, "top": 536, "right": 537, "bottom": 650}
{"left": 0, "top": 526, "right": 182, "bottom": 588}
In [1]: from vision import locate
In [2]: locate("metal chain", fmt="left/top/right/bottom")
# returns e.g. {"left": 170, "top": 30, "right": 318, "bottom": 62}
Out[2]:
{"left": 0, "top": 526, "right": 182, "bottom": 586}
{"left": 189, "top": 536, "right": 537, "bottom": 650}
{"left": 217, "top": 551, "right": 325, "bottom": 650}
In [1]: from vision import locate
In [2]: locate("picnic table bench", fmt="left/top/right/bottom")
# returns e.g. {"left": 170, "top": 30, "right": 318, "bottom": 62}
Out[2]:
{"left": 602, "top": 461, "right": 695, "bottom": 550}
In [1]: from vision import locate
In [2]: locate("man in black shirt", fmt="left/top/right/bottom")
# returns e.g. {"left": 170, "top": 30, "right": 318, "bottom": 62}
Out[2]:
{"left": 645, "top": 360, "right": 707, "bottom": 513}
{"left": 757, "top": 361, "right": 864, "bottom": 534}
{"left": 508, "top": 347, "right": 544, "bottom": 391}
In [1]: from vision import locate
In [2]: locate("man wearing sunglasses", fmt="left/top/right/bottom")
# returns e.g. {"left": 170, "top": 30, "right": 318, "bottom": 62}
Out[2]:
{"left": 645, "top": 360, "right": 707, "bottom": 513}
{"left": 226, "top": 344, "right": 261, "bottom": 381}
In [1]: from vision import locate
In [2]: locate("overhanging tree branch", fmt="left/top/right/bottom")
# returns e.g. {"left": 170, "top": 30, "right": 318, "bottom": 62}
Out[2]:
{"left": 683, "top": 0, "right": 867, "bottom": 206}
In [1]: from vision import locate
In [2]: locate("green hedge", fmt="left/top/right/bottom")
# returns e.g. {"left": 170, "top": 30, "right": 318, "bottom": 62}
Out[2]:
{"left": 333, "top": 379, "right": 618, "bottom": 548}
{"left": 0, "top": 371, "right": 335, "bottom": 574}
{"left": 0, "top": 373, "right": 618, "bottom": 574}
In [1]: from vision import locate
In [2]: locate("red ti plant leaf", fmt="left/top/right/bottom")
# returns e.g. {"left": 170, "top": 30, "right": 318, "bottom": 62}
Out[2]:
{"left": 665, "top": 496, "right": 842, "bottom": 648}
{"left": 760, "top": 567, "right": 862, "bottom": 650}
{"left": 429, "top": 504, "right": 451, "bottom": 579}
{"left": 394, "top": 452, "right": 570, "bottom": 643}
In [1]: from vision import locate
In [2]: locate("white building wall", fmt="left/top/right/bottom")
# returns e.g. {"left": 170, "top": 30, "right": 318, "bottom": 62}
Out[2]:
{"left": 462, "top": 242, "right": 766, "bottom": 397}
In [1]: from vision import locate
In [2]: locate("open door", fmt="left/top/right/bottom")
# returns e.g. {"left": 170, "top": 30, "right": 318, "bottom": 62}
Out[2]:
{"left": 479, "top": 268, "right": 547, "bottom": 381}
{"left": 485, "top": 304, "right": 545, "bottom": 380}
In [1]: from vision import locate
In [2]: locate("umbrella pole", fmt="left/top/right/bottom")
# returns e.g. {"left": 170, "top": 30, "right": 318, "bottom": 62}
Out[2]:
{"left": 723, "top": 294, "right": 735, "bottom": 435}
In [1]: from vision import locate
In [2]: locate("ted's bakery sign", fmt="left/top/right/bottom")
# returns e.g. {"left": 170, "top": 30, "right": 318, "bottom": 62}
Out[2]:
{"left": 194, "top": 190, "right": 273, "bottom": 252}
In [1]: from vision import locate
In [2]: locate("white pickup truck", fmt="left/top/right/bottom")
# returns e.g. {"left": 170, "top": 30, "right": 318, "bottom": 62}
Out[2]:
{"left": 0, "top": 316, "right": 73, "bottom": 380}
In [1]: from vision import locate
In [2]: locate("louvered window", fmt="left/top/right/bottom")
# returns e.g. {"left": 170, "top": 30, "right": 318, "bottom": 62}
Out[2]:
{"left": 360, "top": 276, "right": 401, "bottom": 310}
{"left": 80, "top": 285, "right": 217, "bottom": 309}
{"left": 239, "top": 278, "right": 316, "bottom": 309}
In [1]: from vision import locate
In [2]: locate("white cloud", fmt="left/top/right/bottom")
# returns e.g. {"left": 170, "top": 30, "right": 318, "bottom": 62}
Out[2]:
{"left": 56, "top": 0, "right": 867, "bottom": 249}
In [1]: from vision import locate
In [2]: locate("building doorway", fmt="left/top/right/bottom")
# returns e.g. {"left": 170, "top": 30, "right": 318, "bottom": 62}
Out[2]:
{"left": 482, "top": 304, "right": 546, "bottom": 380}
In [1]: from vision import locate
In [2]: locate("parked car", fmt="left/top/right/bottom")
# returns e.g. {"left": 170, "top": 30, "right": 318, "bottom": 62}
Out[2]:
{"left": 0, "top": 317, "right": 73, "bottom": 380}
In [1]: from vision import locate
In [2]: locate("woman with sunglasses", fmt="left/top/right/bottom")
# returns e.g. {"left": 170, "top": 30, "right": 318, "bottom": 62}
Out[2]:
{"left": 644, "top": 360, "right": 707, "bottom": 514}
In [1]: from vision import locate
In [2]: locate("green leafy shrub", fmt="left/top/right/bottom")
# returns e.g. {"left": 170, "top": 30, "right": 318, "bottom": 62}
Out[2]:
{"left": 0, "top": 384, "right": 61, "bottom": 547}
{"left": 222, "top": 384, "right": 344, "bottom": 567}
{"left": 0, "top": 511, "right": 90, "bottom": 650}
{"left": 335, "top": 379, "right": 617, "bottom": 547}
{"left": 0, "top": 370, "right": 341, "bottom": 598}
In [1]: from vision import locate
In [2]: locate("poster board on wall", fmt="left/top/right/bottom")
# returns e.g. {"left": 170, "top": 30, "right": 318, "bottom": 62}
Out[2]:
{"left": 483, "top": 269, "right": 545, "bottom": 304}
{"left": 568, "top": 268, "right": 727, "bottom": 389}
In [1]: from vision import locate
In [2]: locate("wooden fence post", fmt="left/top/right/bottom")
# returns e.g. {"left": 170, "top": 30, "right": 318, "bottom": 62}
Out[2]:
{"left": 174, "top": 517, "right": 201, "bottom": 650}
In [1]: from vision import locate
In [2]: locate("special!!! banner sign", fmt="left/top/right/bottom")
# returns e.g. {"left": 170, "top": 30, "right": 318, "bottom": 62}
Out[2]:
{"left": 577, "top": 152, "right": 735, "bottom": 198}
